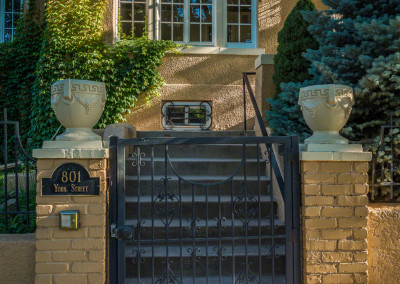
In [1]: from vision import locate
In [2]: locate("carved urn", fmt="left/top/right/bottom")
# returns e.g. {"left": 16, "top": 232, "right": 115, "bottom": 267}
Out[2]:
{"left": 51, "top": 79, "right": 106, "bottom": 141}
{"left": 298, "top": 84, "right": 354, "bottom": 144}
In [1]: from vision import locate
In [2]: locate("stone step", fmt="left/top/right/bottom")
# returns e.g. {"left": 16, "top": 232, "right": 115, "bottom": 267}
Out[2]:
{"left": 125, "top": 195, "right": 278, "bottom": 220}
{"left": 129, "top": 144, "right": 261, "bottom": 159}
{"left": 137, "top": 130, "right": 255, "bottom": 138}
{"left": 125, "top": 218, "right": 286, "bottom": 239}
{"left": 125, "top": 177, "right": 271, "bottom": 197}
{"left": 126, "top": 275, "right": 286, "bottom": 284}
{"left": 125, "top": 244, "right": 286, "bottom": 277}
{"left": 126, "top": 157, "right": 267, "bottom": 177}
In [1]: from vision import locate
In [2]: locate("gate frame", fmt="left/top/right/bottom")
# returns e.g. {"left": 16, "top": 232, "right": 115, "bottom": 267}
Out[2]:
{"left": 109, "top": 135, "right": 300, "bottom": 284}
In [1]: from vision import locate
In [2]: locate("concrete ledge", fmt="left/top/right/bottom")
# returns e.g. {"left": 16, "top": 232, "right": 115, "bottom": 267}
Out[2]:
{"left": 175, "top": 46, "right": 266, "bottom": 56}
{"left": 255, "top": 54, "right": 274, "bottom": 69}
{"left": 300, "top": 151, "right": 372, "bottom": 161}
{"left": 33, "top": 148, "right": 109, "bottom": 159}
{"left": 0, "top": 234, "right": 35, "bottom": 284}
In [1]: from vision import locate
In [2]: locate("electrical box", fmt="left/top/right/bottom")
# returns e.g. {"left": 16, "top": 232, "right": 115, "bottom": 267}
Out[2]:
{"left": 60, "top": 210, "right": 80, "bottom": 230}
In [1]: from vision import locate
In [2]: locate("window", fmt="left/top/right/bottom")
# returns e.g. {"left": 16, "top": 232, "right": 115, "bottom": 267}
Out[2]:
{"left": 118, "top": 0, "right": 257, "bottom": 48}
{"left": 0, "top": 0, "right": 23, "bottom": 43}
{"left": 161, "top": 101, "right": 212, "bottom": 130}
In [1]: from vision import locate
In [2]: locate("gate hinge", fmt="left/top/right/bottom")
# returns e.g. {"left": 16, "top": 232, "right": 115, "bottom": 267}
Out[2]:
{"left": 110, "top": 224, "right": 134, "bottom": 241}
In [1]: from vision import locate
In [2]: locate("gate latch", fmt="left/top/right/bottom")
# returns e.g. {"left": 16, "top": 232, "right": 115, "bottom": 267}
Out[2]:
{"left": 111, "top": 224, "right": 134, "bottom": 241}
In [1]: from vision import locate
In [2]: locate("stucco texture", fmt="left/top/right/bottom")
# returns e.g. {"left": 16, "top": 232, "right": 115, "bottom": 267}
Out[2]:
{"left": 125, "top": 54, "right": 258, "bottom": 131}
{"left": 258, "top": 0, "right": 327, "bottom": 53}
{"left": 368, "top": 204, "right": 400, "bottom": 284}
{"left": 0, "top": 234, "right": 35, "bottom": 284}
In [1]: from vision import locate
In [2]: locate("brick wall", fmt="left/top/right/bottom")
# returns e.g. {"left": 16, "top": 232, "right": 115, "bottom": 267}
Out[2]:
{"left": 301, "top": 161, "right": 369, "bottom": 284}
{"left": 35, "top": 159, "right": 108, "bottom": 284}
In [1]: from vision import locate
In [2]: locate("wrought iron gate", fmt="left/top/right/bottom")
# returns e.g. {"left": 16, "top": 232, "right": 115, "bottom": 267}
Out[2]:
{"left": 109, "top": 136, "right": 300, "bottom": 284}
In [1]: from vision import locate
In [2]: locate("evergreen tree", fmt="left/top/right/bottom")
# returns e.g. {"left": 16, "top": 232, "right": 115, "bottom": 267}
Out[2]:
{"left": 272, "top": 0, "right": 318, "bottom": 96}
{"left": 267, "top": 0, "right": 400, "bottom": 143}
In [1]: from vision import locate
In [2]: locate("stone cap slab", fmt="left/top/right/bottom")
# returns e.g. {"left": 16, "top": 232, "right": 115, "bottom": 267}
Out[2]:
{"left": 33, "top": 147, "right": 109, "bottom": 159}
{"left": 300, "top": 143, "right": 372, "bottom": 162}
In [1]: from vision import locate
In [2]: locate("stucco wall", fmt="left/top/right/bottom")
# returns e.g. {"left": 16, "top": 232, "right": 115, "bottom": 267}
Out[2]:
{"left": 368, "top": 204, "right": 400, "bottom": 284}
{"left": 258, "top": 0, "right": 326, "bottom": 53}
{"left": 0, "top": 234, "right": 35, "bottom": 284}
{"left": 125, "top": 54, "right": 258, "bottom": 131}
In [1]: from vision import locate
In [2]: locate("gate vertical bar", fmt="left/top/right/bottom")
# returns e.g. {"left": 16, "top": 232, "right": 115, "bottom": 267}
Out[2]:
{"left": 109, "top": 136, "right": 118, "bottom": 284}
{"left": 117, "top": 140, "right": 126, "bottom": 283}
{"left": 284, "top": 138, "right": 294, "bottom": 284}
{"left": 291, "top": 136, "right": 301, "bottom": 284}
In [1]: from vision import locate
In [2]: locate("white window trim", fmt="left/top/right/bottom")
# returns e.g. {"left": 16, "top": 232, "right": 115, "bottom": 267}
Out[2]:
{"left": 116, "top": 0, "right": 258, "bottom": 50}
{"left": 0, "top": 0, "right": 5, "bottom": 43}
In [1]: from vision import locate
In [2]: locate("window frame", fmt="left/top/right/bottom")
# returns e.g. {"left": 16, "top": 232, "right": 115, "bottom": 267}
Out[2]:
{"left": 117, "top": 0, "right": 257, "bottom": 49}
{"left": 0, "top": 0, "right": 22, "bottom": 43}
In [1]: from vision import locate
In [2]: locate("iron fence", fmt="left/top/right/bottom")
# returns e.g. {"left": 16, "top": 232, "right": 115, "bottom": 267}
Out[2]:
{"left": 0, "top": 108, "right": 36, "bottom": 233}
{"left": 370, "top": 114, "right": 400, "bottom": 202}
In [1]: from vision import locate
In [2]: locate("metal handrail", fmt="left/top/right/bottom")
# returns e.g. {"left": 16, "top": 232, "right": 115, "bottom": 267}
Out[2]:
{"left": 242, "top": 72, "right": 286, "bottom": 199}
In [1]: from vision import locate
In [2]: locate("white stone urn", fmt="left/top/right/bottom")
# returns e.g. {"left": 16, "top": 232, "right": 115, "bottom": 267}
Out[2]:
{"left": 298, "top": 84, "right": 354, "bottom": 144}
{"left": 51, "top": 79, "right": 106, "bottom": 141}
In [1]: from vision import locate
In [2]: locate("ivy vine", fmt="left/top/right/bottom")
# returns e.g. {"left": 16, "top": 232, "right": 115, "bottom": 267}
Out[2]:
{"left": 0, "top": 0, "right": 178, "bottom": 151}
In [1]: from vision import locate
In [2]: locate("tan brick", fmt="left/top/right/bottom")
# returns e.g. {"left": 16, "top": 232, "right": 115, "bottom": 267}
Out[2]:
{"left": 304, "top": 274, "right": 321, "bottom": 284}
{"left": 88, "top": 274, "right": 106, "bottom": 284}
{"left": 337, "top": 173, "right": 368, "bottom": 184}
{"left": 337, "top": 196, "right": 368, "bottom": 206}
{"left": 53, "top": 228, "right": 87, "bottom": 239}
{"left": 354, "top": 273, "right": 368, "bottom": 283}
{"left": 301, "top": 162, "right": 320, "bottom": 173}
{"left": 53, "top": 204, "right": 88, "bottom": 215}
{"left": 36, "top": 216, "right": 59, "bottom": 227}
{"left": 321, "top": 252, "right": 353, "bottom": 263}
{"left": 305, "top": 229, "right": 320, "bottom": 239}
{"left": 338, "top": 263, "right": 368, "bottom": 273}
{"left": 37, "top": 239, "right": 70, "bottom": 251}
{"left": 80, "top": 215, "right": 105, "bottom": 226}
{"left": 37, "top": 205, "right": 54, "bottom": 216}
{"left": 321, "top": 184, "right": 352, "bottom": 195}
{"left": 304, "top": 251, "right": 321, "bottom": 263}
{"left": 322, "top": 274, "right": 353, "bottom": 283}
{"left": 88, "top": 204, "right": 106, "bottom": 215}
{"left": 52, "top": 251, "right": 85, "bottom": 262}
{"left": 354, "top": 184, "right": 368, "bottom": 194}
{"left": 37, "top": 196, "right": 72, "bottom": 205}
{"left": 320, "top": 162, "right": 352, "bottom": 173}
{"left": 353, "top": 229, "right": 367, "bottom": 240}
{"left": 71, "top": 239, "right": 105, "bottom": 250}
{"left": 35, "top": 274, "right": 53, "bottom": 284}
{"left": 305, "top": 240, "right": 337, "bottom": 251}
{"left": 305, "top": 219, "right": 336, "bottom": 229}
{"left": 88, "top": 227, "right": 105, "bottom": 238}
{"left": 304, "top": 264, "right": 337, "bottom": 274}
{"left": 54, "top": 274, "right": 87, "bottom": 284}
{"left": 37, "top": 159, "right": 54, "bottom": 170}
{"left": 303, "top": 184, "right": 321, "bottom": 195}
{"left": 354, "top": 252, "right": 368, "bottom": 262}
{"left": 338, "top": 240, "right": 367, "bottom": 250}
{"left": 321, "top": 207, "right": 353, "bottom": 217}
{"left": 36, "top": 263, "right": 69, "bottom": 274}
{"left": 72, "top": 196, "right": 104, "bottom": 204}
{"left": 88, "top": 250, "right": 105, "bottom": 262}
{"left": 303, "top": 196, "right": 335, "bottom": 206}
{"left": 338, "top": 218, "right": 367, "bottom": 229}
{"left": 320, "top": 229, "right": 352, "bottom": 240}
{"left": 302, "top": 173, "right": 336, "bottom": 184}
{"left": 354, "top": 162, "right": 369, "bottom": 173}
{"left": 88, "top": 159, "right": 106, "bottom": 170}
{"left": 71, "top": 262, "right": 105, "bottom": 273}
{"left": 303, "top": 207, "right": 321, "bottom": 217}
{"left": 36, "top": 228, "right": 53, "bottom": 239}
{"left": 36, "top": 251, "right": 52, "bottom": 263}
{"left": 354, "top": 206, "right": 369, "bottom": 217}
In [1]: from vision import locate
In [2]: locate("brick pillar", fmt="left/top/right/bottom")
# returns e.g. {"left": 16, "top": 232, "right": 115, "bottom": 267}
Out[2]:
{"left": 301, "top": 150, "right": 371, "bottom": 284}
{"left": 34, "top": 156, "right": 108, "bottom": 284}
